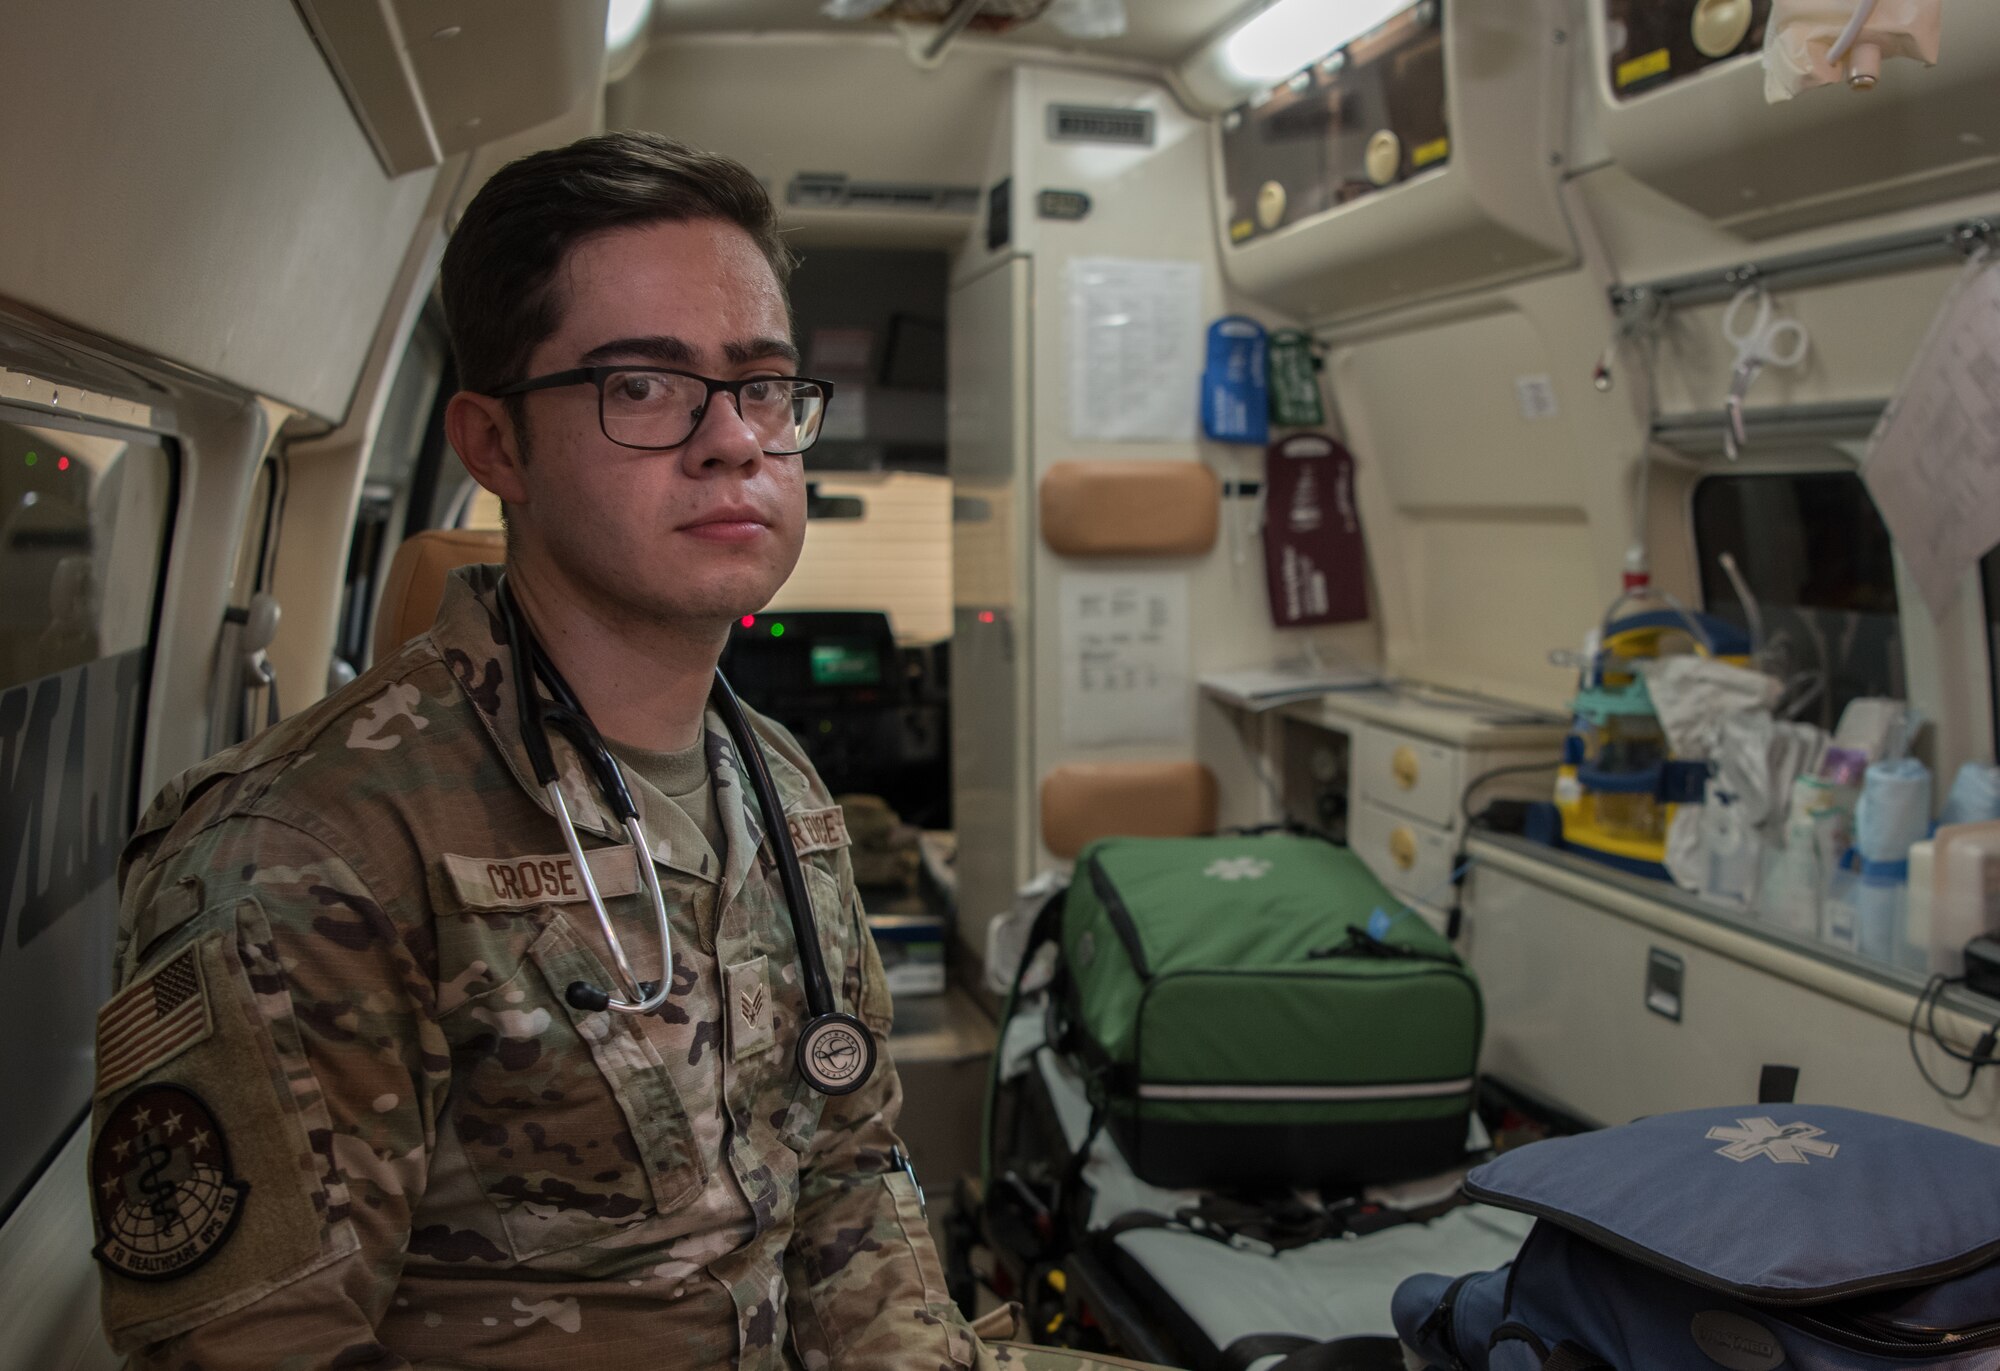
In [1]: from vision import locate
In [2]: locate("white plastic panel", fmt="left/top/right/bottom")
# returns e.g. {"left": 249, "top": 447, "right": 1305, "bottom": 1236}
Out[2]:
{"left": 297, "top": 0, "right": 607, "bottom": 176}
{"left": 0, "top": 0, "right": 437, "bottom": 422}
{"left": 1331, "top": 309, "right": 1589, "bottom": 512}
{"left": 0, "top": 1125, "right": 119, "bottom": 1371}
{"left": 1588, "top": 0, "right": 2000, "bottom": 237}
{"left": 1468, "top": 842, "right": 2000, "bottom": 1138}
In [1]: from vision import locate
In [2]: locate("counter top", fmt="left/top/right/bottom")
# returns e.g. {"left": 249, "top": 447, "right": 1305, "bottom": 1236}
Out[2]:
{"left": 1283, "top": 684, "right": 1568, "bottom": 748}
{"left": 887, "top": 984, "right": 996, "bottom": 1066}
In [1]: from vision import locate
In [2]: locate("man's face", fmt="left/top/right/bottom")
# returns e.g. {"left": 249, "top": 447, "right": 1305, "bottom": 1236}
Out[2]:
{"left": 505, "top": 217, "right": 805, "bottom": 632}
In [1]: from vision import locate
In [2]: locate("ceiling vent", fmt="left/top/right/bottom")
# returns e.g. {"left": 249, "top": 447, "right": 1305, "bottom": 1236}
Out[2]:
{"left": 1046, "top": 103, "right": 1155, "bottom": 146}
{"left": 787, "top": 172, "right": 980, "bottom": 214}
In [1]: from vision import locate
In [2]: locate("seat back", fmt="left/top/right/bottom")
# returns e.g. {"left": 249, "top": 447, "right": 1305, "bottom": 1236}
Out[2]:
{"left": 371, "top": 527, "right": 504, "bottom": 665}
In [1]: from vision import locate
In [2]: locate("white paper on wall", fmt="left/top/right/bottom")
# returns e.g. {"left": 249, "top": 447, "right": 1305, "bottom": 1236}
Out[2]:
{"left": 1058, "top": 571, "right": 1191, "bottom": 745}
{"left": 1863, "top": 260, "right": 2000, "bottom": 619}
{"left": 1067, "top": 257, "right": 1202, "bottom": 442}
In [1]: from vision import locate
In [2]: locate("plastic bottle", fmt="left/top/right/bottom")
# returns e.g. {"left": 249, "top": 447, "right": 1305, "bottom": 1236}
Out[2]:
{"left": 1851, "top": 756, "right": 1932, "bottom": 965}
{"left": 1929, "top": 821, "right": 2000, "bottom": 977}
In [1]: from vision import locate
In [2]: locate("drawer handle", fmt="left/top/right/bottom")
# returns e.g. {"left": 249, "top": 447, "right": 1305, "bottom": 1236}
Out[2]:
{"left": 1389, "top": 826, "right": 1418, "bottom": 870}
{"left": 1391, "top": 746, "right": 1420, "bottom": 790}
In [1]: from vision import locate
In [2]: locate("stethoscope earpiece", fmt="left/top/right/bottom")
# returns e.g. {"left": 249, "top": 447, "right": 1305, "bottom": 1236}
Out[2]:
{"left": 565, "top": 980, "right": 659, "bottom": 1013}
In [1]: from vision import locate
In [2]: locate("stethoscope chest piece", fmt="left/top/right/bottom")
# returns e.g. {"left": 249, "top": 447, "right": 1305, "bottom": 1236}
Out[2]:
{"left": 797, "top": 1012, "right": 876, "bottom": 1095}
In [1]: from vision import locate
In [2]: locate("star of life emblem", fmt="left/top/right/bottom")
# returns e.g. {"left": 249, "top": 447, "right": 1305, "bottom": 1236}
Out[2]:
{"left": 1706, "top": 1117, "right": 1840, "bottom": 1165}
{"left": 1205, "top": 857, "right": 1273, "bottom": 882}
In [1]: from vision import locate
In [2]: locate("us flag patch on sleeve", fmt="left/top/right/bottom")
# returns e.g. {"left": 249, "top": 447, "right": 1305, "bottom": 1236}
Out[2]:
{"left": 96, "top": 942, "right": 214, "bottom": 1098}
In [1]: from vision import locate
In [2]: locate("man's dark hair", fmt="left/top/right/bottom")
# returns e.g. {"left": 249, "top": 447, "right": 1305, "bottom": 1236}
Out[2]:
{"left": 440, "top": 131, "right": 793, "bottom": 399}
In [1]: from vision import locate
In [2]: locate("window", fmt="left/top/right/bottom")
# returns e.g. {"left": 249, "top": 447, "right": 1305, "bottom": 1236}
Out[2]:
{"left": 0, "top": 410, "right": 175, "bottom": 1217}
{"left": 335, "top": 316, "right": 447, "bottom": 670}
{"left": 1692, "top": 471, "right": 1903, "bottom": 730}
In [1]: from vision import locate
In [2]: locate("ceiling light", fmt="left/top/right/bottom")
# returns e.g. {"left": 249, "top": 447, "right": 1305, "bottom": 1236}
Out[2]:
{"left": 1220, "top": 0, "right": 1411, "bottom": 86}
{"left": 606, "top": 0, "right": 653, "bottom": 52}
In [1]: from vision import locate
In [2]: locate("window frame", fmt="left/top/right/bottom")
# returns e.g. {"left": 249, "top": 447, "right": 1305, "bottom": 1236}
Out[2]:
{"left": 0, "top": 400, "right": 180, "bottom": 1224}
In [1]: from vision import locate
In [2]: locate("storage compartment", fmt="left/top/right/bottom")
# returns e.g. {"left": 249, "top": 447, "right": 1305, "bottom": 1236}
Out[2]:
{"left": 1355, "top": 724, "right": 1463, "bottom": 828}
{"left": 1588, "top": 0, "right": 2000, "bottom": 236}
{"left": 1602, "top": 0, "right": 1771, "bottom": 98}
{"left": 1216, "top": 0, "right": 1574, "bottom": 323}
{"left": 1352, "top": 795, "right": 1459, "bottom": 904}
{"left": 1219, "top": 5, "right": 1449, "bottom": 245}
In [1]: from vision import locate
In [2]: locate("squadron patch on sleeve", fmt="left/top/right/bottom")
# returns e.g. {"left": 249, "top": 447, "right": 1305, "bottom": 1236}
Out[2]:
{"left": 92, "top": 1084, "right": 248, "bottom": 1281}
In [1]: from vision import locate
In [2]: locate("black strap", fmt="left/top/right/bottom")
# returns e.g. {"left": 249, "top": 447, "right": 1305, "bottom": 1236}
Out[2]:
{"left": 1222, "top": 1333, "right": 1407, "bottom": 1371}
{"left": 1101, "top": 1189, "right": 1455, "bottom": 1256}
{"left": 1542, "top": 1341, "right": 1614, "bottom": 1371}
{"left": 1050, "top": 1100, "right": 1106, "bottom": 1240}
{"left": 980, "top": 881, "right": 1071, "bottom": 1194}
{"left": 1309, "top": 924, "right": 1462, "bottom": 967}
{"left": 1758, "top": 1063, "right": 1800, "bottom": 1105}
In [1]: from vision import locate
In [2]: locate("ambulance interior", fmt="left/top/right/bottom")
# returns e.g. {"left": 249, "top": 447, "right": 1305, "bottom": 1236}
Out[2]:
{"left": 8, "top": 0, "right": 2000, "bottom": 1365}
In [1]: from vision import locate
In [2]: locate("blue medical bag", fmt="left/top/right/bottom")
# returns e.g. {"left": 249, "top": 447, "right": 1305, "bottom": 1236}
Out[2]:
{"left": 1392, "top": 1105, "right": 2000, "bottom": 1369}
{"left": 1201, "top": 315, "right": 1269, "bottom": 444}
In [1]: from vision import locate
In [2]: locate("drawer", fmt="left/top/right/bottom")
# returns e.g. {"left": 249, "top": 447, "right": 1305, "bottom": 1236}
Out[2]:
{"left": 1350, "top": 798, "right": 1458, "bottom": 908}
{"left": 1354, "top": 725, "right": 1462, "bottom": 829}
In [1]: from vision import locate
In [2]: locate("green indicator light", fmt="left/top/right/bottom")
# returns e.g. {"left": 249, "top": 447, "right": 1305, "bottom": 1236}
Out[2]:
{"left": 24, "top": 451, "right": 36, "bottom": 466}
{"left": 770, "top": 622, "right": 785, "bottom": 638}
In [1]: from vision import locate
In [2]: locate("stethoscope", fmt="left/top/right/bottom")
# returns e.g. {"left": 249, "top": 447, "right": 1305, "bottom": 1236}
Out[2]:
{"left": 495, "top": 575, "right": 875, "bottom": 1096}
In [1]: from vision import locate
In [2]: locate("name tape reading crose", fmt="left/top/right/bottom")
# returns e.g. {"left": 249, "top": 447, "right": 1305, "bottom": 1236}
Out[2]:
{"left": 441, "top": 847, "right": 642, "bottom": 910}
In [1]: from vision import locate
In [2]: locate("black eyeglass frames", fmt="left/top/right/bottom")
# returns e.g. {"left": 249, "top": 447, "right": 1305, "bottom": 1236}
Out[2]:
{"left": 488, "top": 366, "right": 837, "bottom": 456}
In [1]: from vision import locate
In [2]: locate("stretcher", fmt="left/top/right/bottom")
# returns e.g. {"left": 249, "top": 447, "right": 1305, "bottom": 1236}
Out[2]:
{"left": 966, "top": 1007, "right": 1534, "bottom": 1371}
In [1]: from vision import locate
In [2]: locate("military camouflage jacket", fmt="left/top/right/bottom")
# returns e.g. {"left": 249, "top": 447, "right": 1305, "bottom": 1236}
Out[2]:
{"left": 92, "top": 565, "right": 975, "bottom": 1370}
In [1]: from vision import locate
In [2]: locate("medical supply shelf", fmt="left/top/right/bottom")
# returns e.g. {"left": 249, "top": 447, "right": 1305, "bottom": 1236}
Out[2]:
{"left": 1463, "top": 832, "right": 2000, "bottom": 1138}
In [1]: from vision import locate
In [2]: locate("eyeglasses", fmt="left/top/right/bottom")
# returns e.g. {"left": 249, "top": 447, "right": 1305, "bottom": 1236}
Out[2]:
{"left": 488, "top": 366, "right": 837, "bottom": 456}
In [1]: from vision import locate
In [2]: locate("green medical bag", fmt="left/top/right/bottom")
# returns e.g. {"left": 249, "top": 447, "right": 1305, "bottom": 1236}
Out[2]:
{"left": 1055, "top": 832, "right": 1482, "bottom": 1191}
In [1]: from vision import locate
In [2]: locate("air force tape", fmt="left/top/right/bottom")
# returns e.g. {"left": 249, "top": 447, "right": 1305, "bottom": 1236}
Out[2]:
{"left": 796, "top": 1012, "right": 875, "bottom": 1095}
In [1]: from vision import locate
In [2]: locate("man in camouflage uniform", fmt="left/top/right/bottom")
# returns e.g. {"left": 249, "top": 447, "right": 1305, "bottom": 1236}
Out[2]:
{"left": 90, "top": 132, "right": 1169, "bottom": 1370}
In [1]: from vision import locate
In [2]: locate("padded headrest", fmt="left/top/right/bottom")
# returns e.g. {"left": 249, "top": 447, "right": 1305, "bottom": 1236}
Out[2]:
{"left": 1040, "top": 761, "right": 1219, "bottom": 859}
{"left": 1040, "top": 460, "right": 1219, "bottom": 558}
{"left": 371, "top": 528, "right": 505, "bottom": 665}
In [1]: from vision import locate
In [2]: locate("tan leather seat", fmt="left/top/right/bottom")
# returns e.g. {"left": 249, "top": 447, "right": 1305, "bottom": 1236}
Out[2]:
{"left": 371, "top": 527, "right": 505, "bottom": 665}
{"left": 1040, "top": 761, "right": 1219, "bottom": 859}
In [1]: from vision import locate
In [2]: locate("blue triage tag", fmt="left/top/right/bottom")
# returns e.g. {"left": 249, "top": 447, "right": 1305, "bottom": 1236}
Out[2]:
{"left": 1201, "top": 316, "right": 1269, "bottom": 444}
{"left": 1367, "top": 907, "right": 1394, "bottom": 940}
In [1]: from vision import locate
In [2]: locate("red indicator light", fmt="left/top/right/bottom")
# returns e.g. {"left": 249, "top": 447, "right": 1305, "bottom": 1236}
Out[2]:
{"left": 57, "top": 456, "right": 69, "bottom": 471}
{"left": 741, "top": 615, "right": 756, "bottom": 628}
{"left": 978, "top": 611, "right": 996, "bottom": 624}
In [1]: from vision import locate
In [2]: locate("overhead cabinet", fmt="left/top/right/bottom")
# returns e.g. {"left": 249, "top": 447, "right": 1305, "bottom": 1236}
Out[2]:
{"left": 1214, "top": 0, "right": 1576, "bottom": 325}
{"left": 1589, "top": 0, "right": 2000, "bottom": 236}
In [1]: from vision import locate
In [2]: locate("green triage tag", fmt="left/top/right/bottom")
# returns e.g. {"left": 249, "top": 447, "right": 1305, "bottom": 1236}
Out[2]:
{"left": 1268, "top": 329, "right": 1324, "bottom": 427}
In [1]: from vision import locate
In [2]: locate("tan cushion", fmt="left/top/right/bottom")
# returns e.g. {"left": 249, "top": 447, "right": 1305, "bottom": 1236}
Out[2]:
{"left": 1039, "top": 761, "right": 1218, "bottom": 859}
{"left": 371, "top": 528, "right": 505, "bottom": 665}
{"left": 1039, "top": 460, "right": 1219, "bottom": 557}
